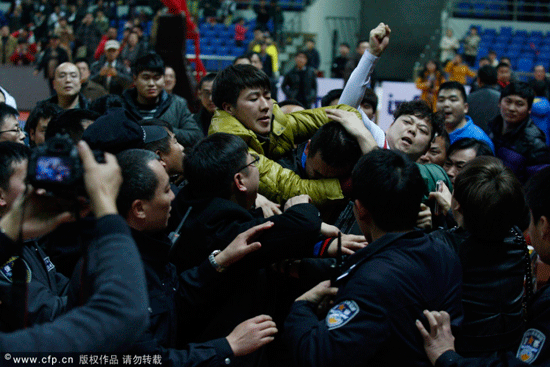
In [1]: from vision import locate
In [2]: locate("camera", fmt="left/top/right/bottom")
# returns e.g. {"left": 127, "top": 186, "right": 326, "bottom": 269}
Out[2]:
{"left": 27, "top": 134, "right": 104, "bottom": 197}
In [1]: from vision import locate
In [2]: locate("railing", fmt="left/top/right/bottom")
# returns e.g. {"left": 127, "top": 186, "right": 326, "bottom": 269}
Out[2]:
{"left": 451, "top": 0, "right": 550, "bottom": 22}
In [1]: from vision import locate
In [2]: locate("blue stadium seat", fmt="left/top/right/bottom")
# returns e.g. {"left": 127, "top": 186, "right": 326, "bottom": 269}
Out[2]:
{"left": 472, "top": 3, "right": 486, "bottom": 17}
{"left": 233, "top": 46, "right": 245, "bottom": 56}
{"left": 204, "top": 30, "right": 217, "bottom": 39}
{"left": 495, "top": 35, "right": 511, "bottom": 44}
{"left": 454, "top": 2, "right": 471, "bottom": 17}
{"left": 477, "top": 46, "right": 489, "bottom": 58}
{"left": 202, "top": 45, "right": 214, "bottom": 55}
{"left": 216, "top": 46, "right": 229, "bottom": 55}
{"left": 515, "top": 30, "right": 529, "bottom": 38}
{"left": 209, "top": 38, "right": 223, "bottom": 47}
{"left": 501, "top": 27, "right": 513, "bottom": 37}
{"left": 483, "top": 28, "right": 498, "bottom": 36}
{"left": 517, "top": 57, "right": 535, "bottom": 72}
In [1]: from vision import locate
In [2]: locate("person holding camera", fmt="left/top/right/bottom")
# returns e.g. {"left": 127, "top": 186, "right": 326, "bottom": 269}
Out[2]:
{"left": 0, "top": 140, "right": 150, "bottom": 352}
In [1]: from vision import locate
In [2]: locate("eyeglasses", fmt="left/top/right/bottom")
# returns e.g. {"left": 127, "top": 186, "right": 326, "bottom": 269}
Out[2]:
{"left": 237, "top": 153, "right": 260, "bottom": 172}
{"left": 0, "top": 125, "right": 23, "bottom": 134}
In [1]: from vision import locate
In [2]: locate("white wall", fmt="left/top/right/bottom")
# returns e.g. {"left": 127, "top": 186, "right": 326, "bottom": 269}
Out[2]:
{"left": 299, "top": 0, "right": 361, "bottom": 76}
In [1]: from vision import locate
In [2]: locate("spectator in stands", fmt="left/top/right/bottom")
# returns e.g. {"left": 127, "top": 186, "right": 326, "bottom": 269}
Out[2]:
{"left": 24, "top": 102, "right": 62, "bottom": 147}
{"left": 11, "top": 26, "right": 37, "bottom": 55}
{"left": 209, "top": 64, "right": 360, "bottom": 206}
{"left": 33, "top": 35, "right": 70, "bottom": 95}
{"left": 163, "top": 66, "right": 176, "bottom": 95}
{"left": 439, "top": 28, "right": 459, "bottom": 64}
{"left": 9, "top": 39, "right": 34, "bottom": 65}
{"left": 9, "top": 6, "right": 23, "bottom": 32}
{"left": 467, "top": 65, "right": 501, "bottom": 134}
{"left": 488, "top": 81, "right": 550, "bottom": 183}
{"left": 436, "top": 81, "right": 494, "bottom": 151}
{"left": 418, "top": 122, "right": 450, "bottom": 168}
{"left": 234, "top": 17, "right": 247, "bottom": 47}
{"left": 94, "top": 9, "right": 109, "bottom": 35}
{"left": 257, "top": 42, "right": 273, "bottom": 78}
{"left": 122, "top": 53, "right": 202, "bottom": 148}
{"left": 75, "top": 13, "right": 102, "bottom": 61}
{"left": 74, "top": 58, "right": 108, "bottom": 102}
{"left": 444, "top": 54, "right": 476, "bottom": 85}
{"left": 120, "top": 32, "right": 147, "bottom": 69}
{"left": 443, "top": 137, "right": 494, "bottom": 185}
{"left": 201, "top": 0, "right": 220, "bottom": 22}
{"left": 487, "top": 50, "right": 499, "bottom": 67}
{"left": 429, "top": 156, "right": 529, "bottom": 357}
{"left": 0, "top": 103, "right": 24, "bottom": 144}
{"left": 219, "top": 0, "right": 236, "bottom": 25}
{"left": 32, "top": 10, "right": 48, "bottom": 42}
{"left": 531, "top": 80, "right": 550, "bottom": 146}
{"left": 304, "top": 39, "right": 321, "bottom": 72}
{"left": 90, "top": 40, "right": 132, "bottom": 96}
{"left": 94, "top": 26, "right": 117, "bottom": 61}
{"left": 248, "top": 28, "right": 264, "bottom": 52}
{"left": 248, "top": 52, "right": 264, "bottom": 71}
{"left": 497, "top": 62, "right": 512, "bottom": 90}
{"left": 530, "top": 64, "right": 550, "bottom": 98}
{"left": 416, "top": 59, "right": 446, "bottom": 111}
{"left": 254, "top": 0, "right": 272, "bottom": 31}
{"left": 0, "top": 25, "right": 17, "bottom": 65}
{"left": 282, "top": 51, "right": 317, "bottom": 108}
{"left": 332, "top": 42, "right": 350, "bottom": 79}
{"left": 344, "top": 39, "right": 369, "bottom": 84}
{"left": 40, "top": 62, "right": 88, "bottom": 110}
{"left": 53, "top": 16, "right": 74, "bottom": 61}
{"left": 272, "top": 1, "right": 284, "bottom": 42}
{"left": 462, "top": 26, "right": 480, "bottom": 67}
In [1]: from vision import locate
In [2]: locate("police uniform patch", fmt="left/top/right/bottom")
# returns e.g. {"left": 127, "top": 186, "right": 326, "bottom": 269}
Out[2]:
{"left": 0, "top": 257, "right": 32, "bottom": 283}
{"left": 43, "top": 256, "right": 55, "bottom": 272}
{"left": 326, "top": 300, "right": 359, "bottom": 330}
{"left": 517, "top": 328, "right": 546, "bottom": 363}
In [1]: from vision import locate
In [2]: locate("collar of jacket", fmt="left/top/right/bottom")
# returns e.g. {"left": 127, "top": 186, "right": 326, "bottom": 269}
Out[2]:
{"left": 489, "top": 115, "right": 531, "bottom": 139}
{"left": 336, "top": 230, "right": 426, "bottom": 283}
{"left": 131, "top": 228, "right": 171, "bottom": 271}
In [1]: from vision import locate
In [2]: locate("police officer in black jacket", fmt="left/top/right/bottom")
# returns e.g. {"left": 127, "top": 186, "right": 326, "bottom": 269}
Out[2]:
{"left": 284, "top": 149, "right": 463, "bottom": 367}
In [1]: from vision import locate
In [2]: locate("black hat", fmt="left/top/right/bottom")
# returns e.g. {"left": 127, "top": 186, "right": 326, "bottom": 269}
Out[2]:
{"left": 82, "top": 108, "right": 168, "bottom": 154}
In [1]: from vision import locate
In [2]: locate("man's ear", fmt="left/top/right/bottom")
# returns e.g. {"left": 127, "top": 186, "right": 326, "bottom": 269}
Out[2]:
{"left": 539, "top": 215, "right": 550, "bottom": 241}
{"left": 354, "top": 199, "right": 371, "bottom": 223}
{"left": 304, "top": 140, "right": 311, "bottom": 156}
{"left": 156, "top": 150, "right": 167, "bottom": 168}
{"left": 451, "top": 198, "right": 462, "bottom": 214}
{"left": 29, "top": 129, "right": 35, "bottom": 142}
{"left": 222, "top": 102, "right": 235, "bottom": 115}
{"left": 130, "top": 199, "right": 146, "bottom": 219}
{"left": 464, "top": 101, "right": 469, "bottom": 115}
{"left": 0, "top": 188, "right": 6, "bottom": 209}
{"left": 233, "top": 172, "right": 247, "bottom": 193}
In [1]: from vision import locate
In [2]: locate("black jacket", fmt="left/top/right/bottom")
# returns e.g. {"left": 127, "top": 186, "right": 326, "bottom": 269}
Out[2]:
{"left": 466, "top": 85, "right": 500, "bottom": 134}
{"left": 122, "top": 89, "right": 203, "bottom": 147}
{"left": 282, "top": 66, "right": 317, "bottom": 107}
{"left": 0, "top": 215, "right": 149, "bottom": 352}
{"left": 488, "top": 115, "right": 550, "bottom": 183}
{"left": 127, "top": 229, "right": 235, "bottom": 367}
{"left": 436, "top": 284, "right": 550, "bottom": 366}
{"left": 430, "top": 227, "right": 527, "bottom": 356}
{"left": 284, "top": 230, "right": 463, "bottom": 367}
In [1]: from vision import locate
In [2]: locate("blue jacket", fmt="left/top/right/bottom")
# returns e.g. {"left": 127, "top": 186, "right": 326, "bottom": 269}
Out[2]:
{"left": 531, "top": 97, "right": 550, "bottom": 146}
{"left": 449, "top": 116, "right": 495, "bottom": 153}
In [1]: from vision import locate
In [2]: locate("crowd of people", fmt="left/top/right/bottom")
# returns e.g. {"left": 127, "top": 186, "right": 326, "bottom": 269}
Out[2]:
{"left": 1, "top": 1, "right": 550, "bottom": 366}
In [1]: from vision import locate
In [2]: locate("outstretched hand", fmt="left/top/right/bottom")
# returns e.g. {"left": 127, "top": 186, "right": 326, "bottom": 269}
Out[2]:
{"left": 226, "top": 315, "right": 278, "bottom": 357}
{"left": 368, "top": 22, "right": 391, "bottom": 57}
{"left": 415, "top": 310, "right": 456, "bottom": 366}
{"left": 255, "top": 193, "right": 282, "bottom": 218}
{"left": 428, "top": 182, "right": 452, "bottom": 215}
{"left": 215, "top": 221, "right": 274, "bottom": 268}
{"left": 325, "top": 109, "right": 377, "bottom": 154}
{"left": 327, "top": 234, "right": 368, "bottom": 256}
{"left": 296, "top": 280, "right": 338, "bottom": 304}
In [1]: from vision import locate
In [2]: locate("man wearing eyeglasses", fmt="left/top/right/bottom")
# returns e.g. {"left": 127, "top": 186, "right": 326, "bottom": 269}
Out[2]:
{"left": 0, "top": 103, "right": 25, "bottom": 144}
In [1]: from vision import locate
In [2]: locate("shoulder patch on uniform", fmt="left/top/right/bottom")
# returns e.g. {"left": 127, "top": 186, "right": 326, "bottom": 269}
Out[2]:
{"left": 517, "top": 328, "right": 546, "bottom": 363}
{"left": 43, "top": 256, "right": 55, "bottom": 272}
{"left": 326, "top": 300, "right": 359, "bottom": 330}
{"left": 0, "top": 257, "right": 32, "bottom": 283}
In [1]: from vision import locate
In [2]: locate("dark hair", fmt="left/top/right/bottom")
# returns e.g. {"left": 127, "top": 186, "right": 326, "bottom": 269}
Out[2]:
{"left": 0, "top": 141, "right": 30, "bottom": 190}
{"left": 393, "top": 100, "right": 437, "bottom": 141}
{"left": 321, "top": 89, "right": 343, "bottom": 107}
{"left": 362, "top": 88, "right": 378, "bottom": 111}
{"left": 88, "top": 94, "right": 124, "bottom": 115}
{"left": 356, "top": 39, "right": 368, "bottom": 48}
{"left": 278, "top": 99, "right": 305, "bottom": 109}
{"left": 526, "top": 166, "right": 550, "bottom": 223}
{"left": 138, "top": 119, "right": 173, "bottom": 154}
{"left": 46, "top": 109, "right": 100, "bottom": 142}
{"left": 25, "top": 102, "right": 62, "bottom": 135}
{"left": 198, "top": 73, "right": 217, "bottom": 90}
{"left": 479, "top": 56, "right": 490, "bottom": 63}
{"left": 0, "top": 103, "right": 18, "bottom": 129}
{"left": 497, "top": 62, "right": 511, "bottom": 70}
{"left": 116, "top": 149, "right": 160, "bottom": 217}
{"left": 184, "top": 133, "right": 249, "bottom": 199}
{"left": 352, "top": 149, "right": 424, "bottom": 232}
{"left": 132, "top": 52, "right": 165, "bottom": 76}
{"left": 212, "top": 64, "right": 271, "bottom": 108}
{"left": 447, "top": 137, "right": 494, "bottom": 158}
{"left": 340, "top": 42, "right": 350, "bottom": 48}
{"left": 439, "top": 81, "right": 467, "bottom": 102}
{"left": 73, "top": 57, "right": 89, "bottom": 66}
{"left": 477, "top": 65, "right": 498, "bottom": 86}
{"left": 420, "top": 59, "right": 442, "bottom": 78}
{"left": 233, "top": 55, "right": 250, "bottom": 65}
{"left": 296, "top": 50, "right": 308, "bottom": 59}
{"left": 309, "top": 121, "right": 361, "bottom": 173}
{"left": 454, "top": 156, "right": 525, "bottom": 239}
{"left": 500, "top": 81, "right": 535, "bottom": 109}
{"left": 531, "top": 80, "right": 548, "bottom": 98}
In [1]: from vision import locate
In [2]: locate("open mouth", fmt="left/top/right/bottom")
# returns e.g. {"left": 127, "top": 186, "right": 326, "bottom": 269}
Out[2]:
{"left": 401, "top": 137, "right": 413, "bottom": 146}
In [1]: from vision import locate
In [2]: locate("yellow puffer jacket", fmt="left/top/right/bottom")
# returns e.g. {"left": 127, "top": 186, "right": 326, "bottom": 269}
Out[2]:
{"left": 209, "top": 102, "right": 361, "bottom": 206}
